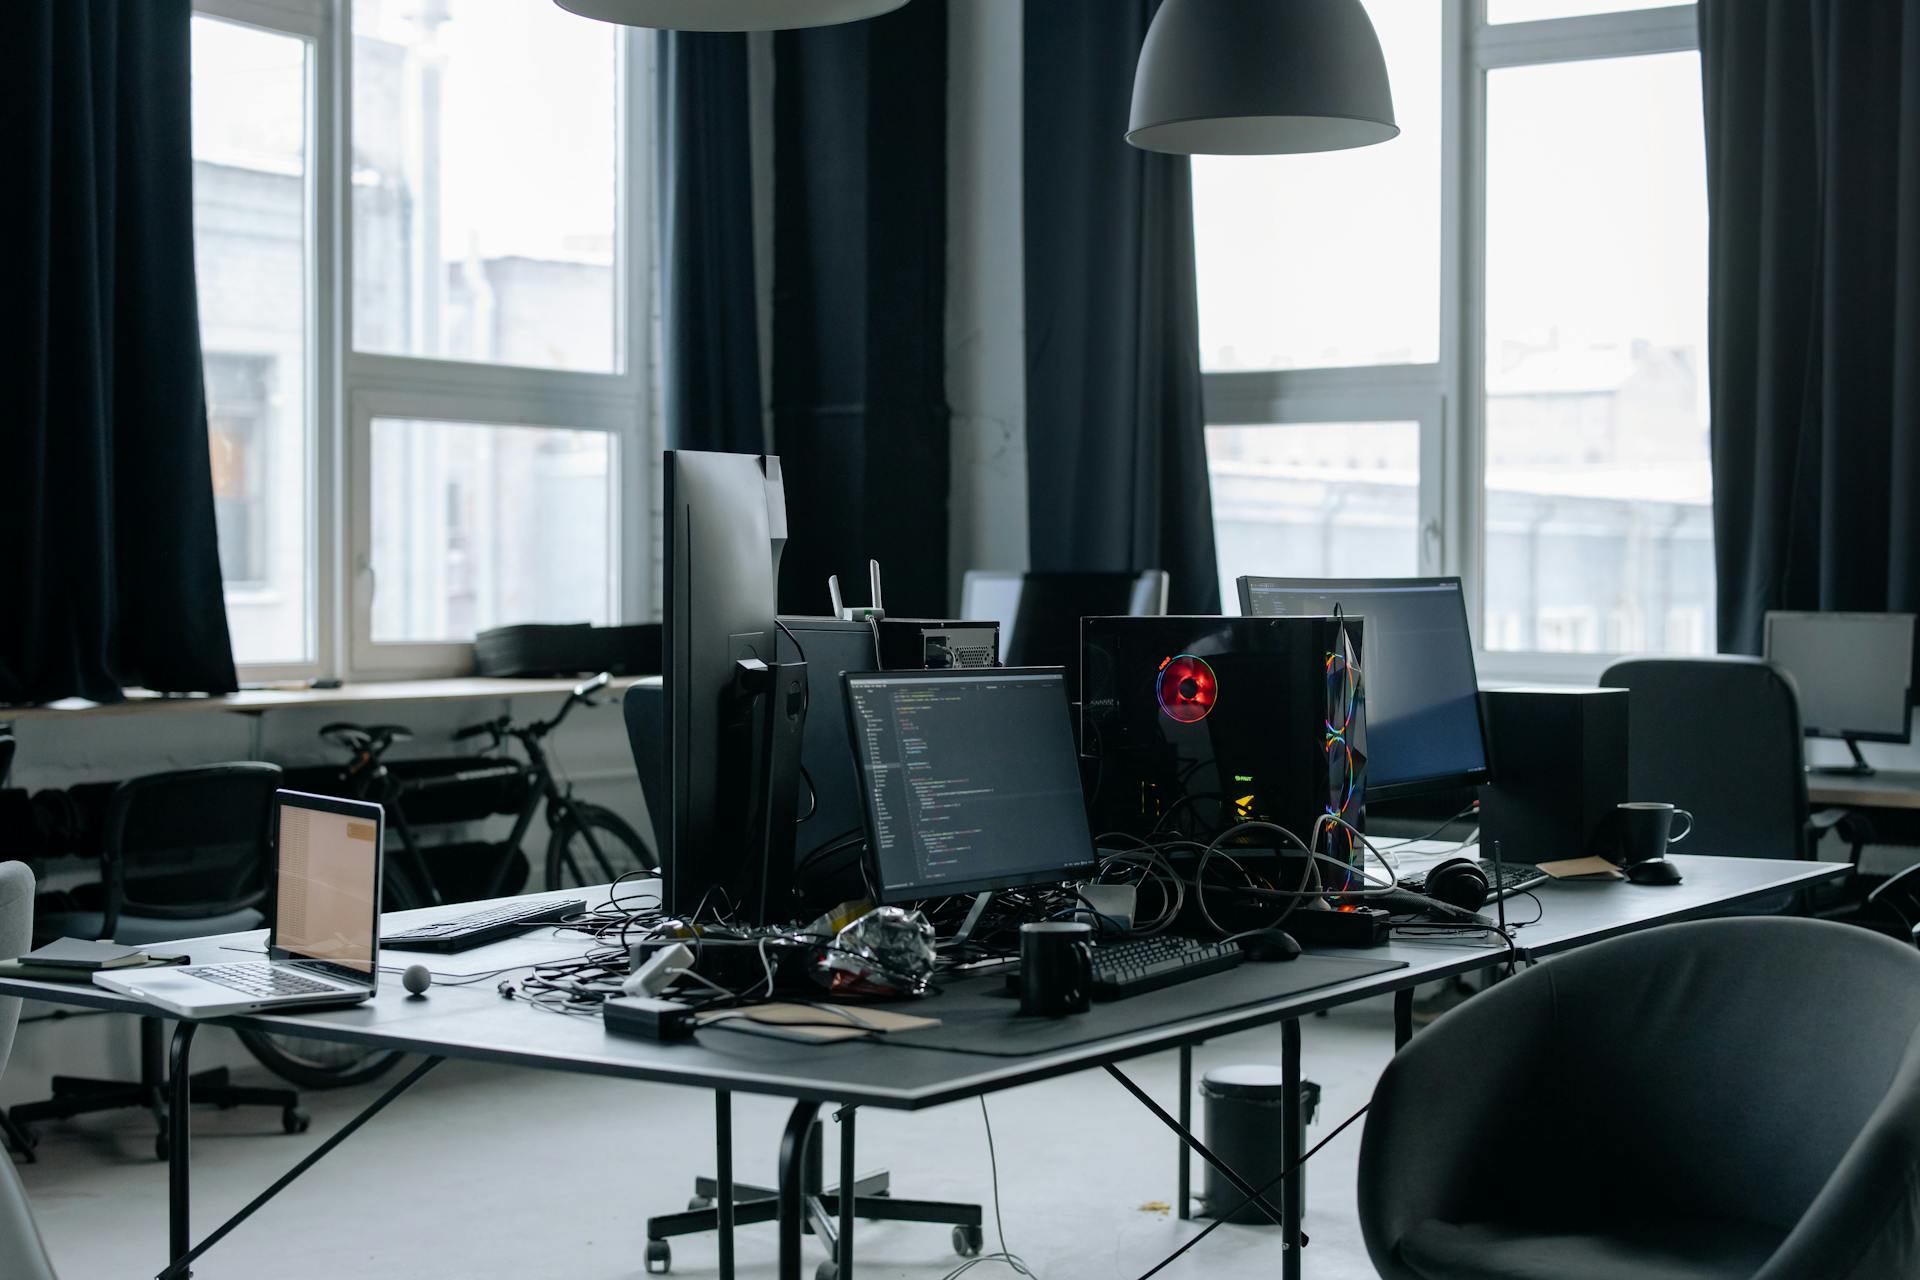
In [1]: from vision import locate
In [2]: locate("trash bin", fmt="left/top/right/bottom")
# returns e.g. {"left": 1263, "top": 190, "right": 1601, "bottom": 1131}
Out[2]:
{"left": 1198, "top": 1066, "right": 1321, "bottom": 1225}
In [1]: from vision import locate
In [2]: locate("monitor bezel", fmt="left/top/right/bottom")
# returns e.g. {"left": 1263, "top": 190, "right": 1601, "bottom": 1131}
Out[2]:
{"left": 1763, "top": 610, "right": 1917, "bottom": 744}
{"left": 267, "top": 788, "right": 385, "bottom": 988}
{"left": 839, "top": 665, "right": 1099, "bottom": 905}
{"left": 1236, "top": 574, "right": 1493, "bottom": 801}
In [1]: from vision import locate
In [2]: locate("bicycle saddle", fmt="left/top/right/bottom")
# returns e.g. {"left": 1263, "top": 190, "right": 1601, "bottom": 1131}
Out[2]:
{"left": 320, "top": 722, "right": 415, "bottom": 750}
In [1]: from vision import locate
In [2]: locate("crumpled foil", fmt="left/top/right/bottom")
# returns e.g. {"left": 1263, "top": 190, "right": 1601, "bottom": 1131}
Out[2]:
{"left": 813, "top": 905, "right": 936, "bottom": 998}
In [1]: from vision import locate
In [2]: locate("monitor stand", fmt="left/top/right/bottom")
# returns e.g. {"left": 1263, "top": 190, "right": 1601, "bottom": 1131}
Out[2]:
{"left": 1811, "top": 737, "right": 1876, "bottom": 777}
{"left": 952, "top": 891, "right": 995, "bottom": 945}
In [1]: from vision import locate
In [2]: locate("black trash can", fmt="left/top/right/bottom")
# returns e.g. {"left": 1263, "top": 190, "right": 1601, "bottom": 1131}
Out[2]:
{"left": 1198, "top": 1066, "right": 1320, "bottom": 1225}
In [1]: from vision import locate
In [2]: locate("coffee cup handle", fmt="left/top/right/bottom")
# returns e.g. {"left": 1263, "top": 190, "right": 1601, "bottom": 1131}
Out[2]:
{"left": 1670, "top": 809, "right": 1693, "bottom": 844}
{"left": 1072, "top": 941, "right": 1092, "bottom": 1002}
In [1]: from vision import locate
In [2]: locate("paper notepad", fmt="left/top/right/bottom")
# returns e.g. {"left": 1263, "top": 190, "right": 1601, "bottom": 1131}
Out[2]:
{"left": 695, "top": 1002, "right": 941, "bottom": 1044}
{"left": 20, "top": 939, "right": 154, "bottom": 970}
{"left": 1536, "top": 856, "right": 1626, "bottom": 882}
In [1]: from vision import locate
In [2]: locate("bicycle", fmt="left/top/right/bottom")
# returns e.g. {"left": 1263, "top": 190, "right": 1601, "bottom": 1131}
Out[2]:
{"left": 239, "top": 674, "right": 656, "bottom": 1090}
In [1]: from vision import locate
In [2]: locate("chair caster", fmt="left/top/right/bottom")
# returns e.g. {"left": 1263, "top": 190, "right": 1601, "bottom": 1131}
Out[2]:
{"left": 282, "top": 1107, "right": 311, "bottom": 1135}
{"left": 815, "top": 1261, "right": 840, "bottom": 1280}
{"left": 953, "top": 1224, "right": 984, "bottom": 1257}
{"left": 687, "top": 1194, "right": 712, "bottom": 1211}
{"left": 645, "top": 1239, "right": 671, "bottom": 1274}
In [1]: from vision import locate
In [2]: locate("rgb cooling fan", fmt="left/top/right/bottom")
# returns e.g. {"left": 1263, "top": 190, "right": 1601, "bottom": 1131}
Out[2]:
{"left": 1155, "top": 654, "right": 1218, "bottom": 723}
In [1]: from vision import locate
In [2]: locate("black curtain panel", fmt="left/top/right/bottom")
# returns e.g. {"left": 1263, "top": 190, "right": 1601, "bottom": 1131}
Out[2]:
{"left": 1023, "top": 0, "right": 1221, "bottom": 615}
{"left": 770, "top": 2, "right": 950, "bottom": 617}
{"left": 1701, "top": 0, "right": 1920, "bottom": 652}
{"left": 0, "top": 0, "right": 238, "bottom": 703}
{"left": 656, "top": 31, "right": 764, "bottom": 454}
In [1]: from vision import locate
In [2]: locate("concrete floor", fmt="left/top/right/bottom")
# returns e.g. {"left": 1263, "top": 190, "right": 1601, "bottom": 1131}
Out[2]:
{"left": 13, "top": 997, "right": 1400, "bottom": 1279}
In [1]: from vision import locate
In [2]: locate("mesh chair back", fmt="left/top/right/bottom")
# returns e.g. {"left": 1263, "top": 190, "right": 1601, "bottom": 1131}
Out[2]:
{"left": 103, "top": 763, "right": 283, "bottom": 934}
{"left": 1599, "top": 656, "right": 1810, "bottom": 858}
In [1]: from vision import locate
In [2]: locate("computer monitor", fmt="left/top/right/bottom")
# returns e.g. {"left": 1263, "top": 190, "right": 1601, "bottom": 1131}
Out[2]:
{"left": 1764, "top": 611, "right": 1916, "bottom": 773}
{"left": 660, "top": 450, "right": 804, "bottom": 921}
{"left": 960, "top": 570, "right": 1170, "bottom": 672}
{"left": 842, "top": 668, "right": 1098, "bottom": 903}
{"left": 1238, "top": 576, "right": 1490, "bottom": 801}
{"left": 779, "top": 616, "right": 880, "bottom": 895}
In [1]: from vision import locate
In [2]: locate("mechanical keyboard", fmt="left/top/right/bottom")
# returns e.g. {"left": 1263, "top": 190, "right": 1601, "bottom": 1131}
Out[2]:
{"left": 382, "top": 897, "right": 587, "bottom": 953}
{"left": 1089, "top": 935, "right": 1246, "bottom": 1001}
{"left": 1398, "top": 859, "right": 1547, "bottom": 901}
{"left": 182, "top": 964, "right": 338, "bottom": 998}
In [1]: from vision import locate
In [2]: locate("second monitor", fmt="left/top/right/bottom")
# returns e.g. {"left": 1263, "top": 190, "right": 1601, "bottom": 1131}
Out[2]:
{"left": 843, "top": 668, "right": 1097, "bottom": 903}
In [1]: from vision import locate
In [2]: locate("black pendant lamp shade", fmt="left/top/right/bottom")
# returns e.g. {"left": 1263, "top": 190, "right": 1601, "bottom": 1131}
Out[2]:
{"left": 553, "top": 0, "right": 908, "bottom": 31}
{"left": 1127, "top": 0, "right": 1398, "bottom": 155}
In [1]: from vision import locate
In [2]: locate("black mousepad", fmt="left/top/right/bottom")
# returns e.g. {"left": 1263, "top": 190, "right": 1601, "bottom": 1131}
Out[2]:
{"left": 886, "top": 953, "right": 1405, "bottom": 1058}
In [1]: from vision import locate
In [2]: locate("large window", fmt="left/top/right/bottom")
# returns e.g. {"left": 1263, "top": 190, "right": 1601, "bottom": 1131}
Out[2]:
{"left": 190, "top": 0, "right": 649, "bottom": 679}
{"left": 192, "top": 15, "right": 315, "bottom": 669}
{"left": 1194, "top": 0, "right": 1708, "bottom": 677}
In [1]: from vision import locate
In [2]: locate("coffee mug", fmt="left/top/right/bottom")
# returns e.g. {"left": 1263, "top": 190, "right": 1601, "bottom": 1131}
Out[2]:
{"left": 1616, "top": 801, "right": 1694, "bottom": 865}
{"left": 1018, "top": 921, "right": 1093, "bottom": 1017}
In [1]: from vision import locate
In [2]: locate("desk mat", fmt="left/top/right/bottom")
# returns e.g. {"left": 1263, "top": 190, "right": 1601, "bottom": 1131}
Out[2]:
{"left": 884, "top": 953, "right": 1405, "bottom": 1058}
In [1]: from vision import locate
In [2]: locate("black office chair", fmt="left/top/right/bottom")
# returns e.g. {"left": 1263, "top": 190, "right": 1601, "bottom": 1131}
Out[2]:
{"left": 1360, "top": 917, "right": 1920, "bottom": 1279}
{"left": 10, "top": 764, "right": 305, "bottom": 1160}
{"left": 1863, "top": 861, "right": 1920, "bottom": 947}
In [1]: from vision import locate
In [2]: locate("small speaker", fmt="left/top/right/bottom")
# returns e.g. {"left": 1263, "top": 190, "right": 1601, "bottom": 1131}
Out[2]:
{"left": 1480, "top": 687, "right": 1628, "bottom": 863}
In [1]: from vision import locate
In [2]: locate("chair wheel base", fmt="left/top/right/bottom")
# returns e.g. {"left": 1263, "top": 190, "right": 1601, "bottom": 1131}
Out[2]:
{"left": 644, "top": 1239, "right": 670, "bottom": 1273}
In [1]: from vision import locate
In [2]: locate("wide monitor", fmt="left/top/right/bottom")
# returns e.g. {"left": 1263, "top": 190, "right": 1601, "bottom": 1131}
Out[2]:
{"left": 1764, "top": 612, "right": 1915, "bottom": 768}
{"left": 842, "top": 668, "right": 1097, "bottom": 903}
{"left": 1238, "top": 575, "right": 1489, "bottom": 801}
{"left": 660, "top": 450, "right": 800, "bottom": 920}
{"left": 960, "top": 570, "right": 1169, "bottom": 671}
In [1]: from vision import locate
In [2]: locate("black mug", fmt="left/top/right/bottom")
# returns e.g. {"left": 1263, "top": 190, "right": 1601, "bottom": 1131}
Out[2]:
{"left": 1615, "top": 801, "right": 1694, "bottom": 865}
{"left": 1018, "top": 922, "right": 1093, "bottom": 1017}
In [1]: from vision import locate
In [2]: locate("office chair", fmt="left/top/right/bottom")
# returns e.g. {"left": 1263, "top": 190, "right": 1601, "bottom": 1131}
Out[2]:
{"left": 0, "top": 861, "right": 58, "bottom": 1279}
{"left": 1864, "top": 862, "right": 1920, "bottom": 946}
{"left": 1360, "top": 917, "right": 1920, "bottom": 1279}
{"left": 9, "top": 765, "right": 305, "bottom": 1161}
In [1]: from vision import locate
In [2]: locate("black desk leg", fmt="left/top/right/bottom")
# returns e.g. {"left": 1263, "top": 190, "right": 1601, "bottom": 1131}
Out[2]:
{"left": 716, "top": 1090, "right": 735, "bottom": 1280}
{"left": 1177, "top": 1044, "right": 1193, "bottom": 1220}
{"left": 1282, "top": 1018, "right": 1302, "bottom": 1280}
{"left": 168, "top": 1020, "right": 198, "bottom": 1275}
{"left": 778, "top": 1100, "right": 822, "bottom": 1280}
{"left": 839, "top": 1106, "right": 856, "bottom": 1279}
{"left": 1394, "top": 988, "right": 1413, "bottom": 1051}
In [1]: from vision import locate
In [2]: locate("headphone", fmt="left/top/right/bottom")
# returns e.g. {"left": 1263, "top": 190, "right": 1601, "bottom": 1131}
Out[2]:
{"left": 1423, "top": 857, "right": 1490, "bottom": 912}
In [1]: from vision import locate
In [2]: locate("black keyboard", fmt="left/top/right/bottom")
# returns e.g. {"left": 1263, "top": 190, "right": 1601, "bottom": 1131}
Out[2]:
{"left": 1090, "top": 935, "right": 1246, "bottom": 1001}
{"left": 1399, "top": 859, "right": 1548, "bottom": 900}
{"left": 382, "top": 897, "right": 587, "bottom": 953}
{"left": 182, "top": 963, "right": 341, "bottom": 998}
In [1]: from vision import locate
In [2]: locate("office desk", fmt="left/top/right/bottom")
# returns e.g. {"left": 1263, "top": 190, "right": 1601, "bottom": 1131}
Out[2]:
{"left": 1809, "top": 769, "right": 1920, "bottom": 811}
{"left": 0, "top": 854, "right": 1847, "bottom": 1280}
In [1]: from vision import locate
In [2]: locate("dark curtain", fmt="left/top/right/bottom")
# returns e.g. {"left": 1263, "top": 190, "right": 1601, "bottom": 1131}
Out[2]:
{"left": 771, "top": 2, "right": 950, "bottom": 617}
{"left": 1023, "top": 0, "right": 1220, "bottom": 615}
{"left": 1702, "top": 0, "right": 1920, "bottom": 652}
{"left": 0, "top": 0, "right": 237, "bottom": 704}
{"left": 656, "top": 31, "right": 764, "bottom": 454}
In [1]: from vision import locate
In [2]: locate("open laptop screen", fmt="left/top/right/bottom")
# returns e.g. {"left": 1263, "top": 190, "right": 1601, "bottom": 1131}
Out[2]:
{"left": 271, "top": 791, "right": 383, "bottom": 979}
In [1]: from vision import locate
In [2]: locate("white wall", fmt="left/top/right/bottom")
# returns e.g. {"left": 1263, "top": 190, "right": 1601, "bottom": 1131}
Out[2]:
{"left": 945, "top": 0, "right": 1029, "bottom": 612}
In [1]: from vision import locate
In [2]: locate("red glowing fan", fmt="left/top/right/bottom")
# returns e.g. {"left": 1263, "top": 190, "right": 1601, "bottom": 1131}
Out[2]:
{"left": 1156, "top": 654, "right": 1218, "bottom": 723}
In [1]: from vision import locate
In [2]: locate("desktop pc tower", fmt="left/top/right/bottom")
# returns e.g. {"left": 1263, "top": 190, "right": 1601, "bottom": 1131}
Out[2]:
{"left": 1080, "top": 616, "right": 1367, "bottom": 908}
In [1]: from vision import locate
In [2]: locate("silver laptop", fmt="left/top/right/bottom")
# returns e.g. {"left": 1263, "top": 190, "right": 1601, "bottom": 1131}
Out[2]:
{"left": 96, "top": 790, "right": 384, "bottom": 1018}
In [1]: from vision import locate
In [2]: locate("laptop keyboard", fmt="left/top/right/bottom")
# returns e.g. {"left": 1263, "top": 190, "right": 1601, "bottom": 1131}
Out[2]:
{"left": 180, "top": 963, "right": 340, "bottom": 998}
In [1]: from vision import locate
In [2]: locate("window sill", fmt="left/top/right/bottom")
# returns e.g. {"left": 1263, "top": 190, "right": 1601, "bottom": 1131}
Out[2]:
{"left": 1, "top": 675, "right": 653, "bottom": 720}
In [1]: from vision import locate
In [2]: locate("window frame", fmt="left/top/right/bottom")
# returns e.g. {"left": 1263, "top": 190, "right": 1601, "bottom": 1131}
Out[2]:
{"left": 1200, "top": 0, "right": 1705, "bottom": 684}
{"left": 193, "top": 0, "right": 656, "bottom": 682}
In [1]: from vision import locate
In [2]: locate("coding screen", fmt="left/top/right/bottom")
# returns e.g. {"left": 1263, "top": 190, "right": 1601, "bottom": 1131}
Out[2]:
{"left": 847, "top": 673, "right": 1095, "bottom": 900}
{"left": 276, "top": 802, "right": 379, "bottom": 973}
{"left": 1244, "top": 579, "right": 1488, "bottom": 791}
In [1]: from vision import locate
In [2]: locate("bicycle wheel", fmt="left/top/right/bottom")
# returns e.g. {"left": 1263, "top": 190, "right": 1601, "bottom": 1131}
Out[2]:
{"left": 545, "top": 802, "right": 656, "bottom": 891}
{"left": 237, "top": 1028, "right": 404, "bottom": 1091}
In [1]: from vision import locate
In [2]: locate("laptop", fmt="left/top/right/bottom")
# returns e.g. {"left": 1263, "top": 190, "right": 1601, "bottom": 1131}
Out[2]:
{"left": 96, "top": 790, "right": 385, "bottom": 1018}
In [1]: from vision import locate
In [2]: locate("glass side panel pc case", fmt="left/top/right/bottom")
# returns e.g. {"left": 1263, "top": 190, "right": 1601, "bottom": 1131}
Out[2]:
{"left": 1080, "top": 616, "right": 1367, "bottom": 873}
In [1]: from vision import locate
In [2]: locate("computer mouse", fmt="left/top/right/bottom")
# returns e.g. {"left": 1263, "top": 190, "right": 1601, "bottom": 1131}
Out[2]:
{"left": 1239, "top": 929, "right": 1302, "bottom": 962}
{"left": 1626, "top": 859, "right": 1684, "bottom": 886}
